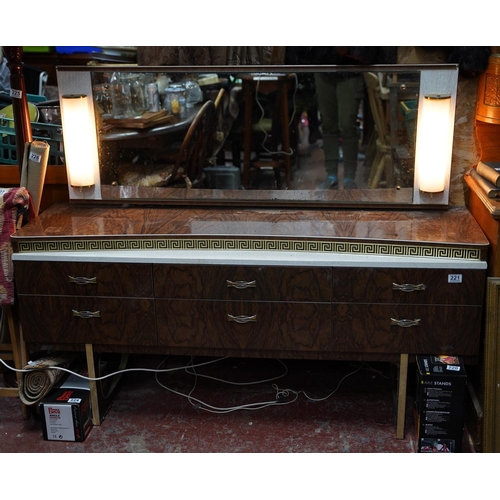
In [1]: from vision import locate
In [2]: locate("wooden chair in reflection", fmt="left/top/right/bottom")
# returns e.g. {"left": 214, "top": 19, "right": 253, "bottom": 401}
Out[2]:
{"left": 238, "top": 73, "right": 296, "bottom": 190}
{"left": 364, "top": 72, "right": 394, "bottom": 189}
{"left": 118, "top": 100, "right": 216, "bottom": 188}
{"left": 206, "top": 88, "right": 226, "bottom": 165}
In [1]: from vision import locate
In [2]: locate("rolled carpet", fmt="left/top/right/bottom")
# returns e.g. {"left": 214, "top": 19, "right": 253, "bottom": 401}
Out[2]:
{"left": 19, "top": 355, "right": 77, "bottom": 405}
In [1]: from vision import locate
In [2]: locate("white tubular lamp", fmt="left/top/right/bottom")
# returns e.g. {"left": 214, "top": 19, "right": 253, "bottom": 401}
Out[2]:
{"left": 414, "top": 94, "right": 453, "bottom": 193}
{"left": 60, "top": 94, "right": 98, "bottom": 190}
{"left": 413, "top": 66, "right": 458, "bottom": 206}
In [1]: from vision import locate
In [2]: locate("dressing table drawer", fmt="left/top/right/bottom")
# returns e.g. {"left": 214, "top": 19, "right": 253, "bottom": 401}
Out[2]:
{"left": 332, "top": 304, "right": 483, "bottom": 354}
{"left": 153, "top": 265, "right": 332, "bottom": 302}
{"left": 15, "top": 261, "right": 153, "bottom": 298}
{"left": 156, "top": 299, "right": 332, "bottom": 351}
{"left": 18, "top": 295, "right": 156, "bottom": 345}
{"left": 333, "top": 268, "right": 486, "bottom": 305}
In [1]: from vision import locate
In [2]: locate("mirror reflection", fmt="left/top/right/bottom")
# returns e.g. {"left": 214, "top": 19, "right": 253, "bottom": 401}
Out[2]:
{"left": 89, "top": 67, "right": 420, "bottom": 203}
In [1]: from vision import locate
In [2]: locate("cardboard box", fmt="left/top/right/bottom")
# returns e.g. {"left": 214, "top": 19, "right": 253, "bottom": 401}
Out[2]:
{"left": 415, "top": 355, "right": 467, "bottom": 452}
{"left": 39, "top": 370, "right": 93, "bottom": 442}
{"left": 203, "top": 166, "right": 241, "bottom": 189}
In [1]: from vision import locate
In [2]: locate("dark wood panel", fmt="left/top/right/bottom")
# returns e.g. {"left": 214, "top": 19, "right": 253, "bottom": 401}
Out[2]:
{"left": 334, "top": 268, "right": 486, "bottom": 305}
{"left": 153, "top": 265, "right": 331, "bottom": 301}
{"left": 19, "top": 296, "right": 156, "bottom": 345}
{"left": 14, "top": 261, "right": 154, "bottom": 297}
{"left": 156, "top": 300, "right": 331, "bottom": 352}
{"left": 332, "top": 304, "right": 482, "bottom": 355}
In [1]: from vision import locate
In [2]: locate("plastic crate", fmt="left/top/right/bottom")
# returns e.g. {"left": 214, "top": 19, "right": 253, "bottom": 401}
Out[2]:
{"left": 0, "top": 117, "right": 64, "bottom": 165}
{"left": 55, "top": 46, "right": 102, "bottom": 55}
{"left": 400, "top": 99, "right": 418, "bottom": 146}
{"left": 400, "top": 99, "right": 417, "bottom": 120}
{"left": 22, "top": 46, "right": 54, "bottom": 53}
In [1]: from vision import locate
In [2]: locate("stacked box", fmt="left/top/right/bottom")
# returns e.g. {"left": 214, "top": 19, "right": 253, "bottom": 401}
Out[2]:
{"left": 39, "top": 388, "right": 92, "bottom": 442}
{"left": 415, "top": 355, "right": 467, "bottom": 453}
{"left": 39, "top": 370, "right": 93, "bottom": 442}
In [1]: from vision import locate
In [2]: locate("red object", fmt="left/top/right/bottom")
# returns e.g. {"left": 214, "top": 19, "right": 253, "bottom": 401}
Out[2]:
{"left": 0, "top": 187, "right": 33, "bottom": 305}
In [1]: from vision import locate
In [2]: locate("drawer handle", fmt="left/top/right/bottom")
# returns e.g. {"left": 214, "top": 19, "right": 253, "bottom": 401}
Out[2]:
{"left": 392, "top": 283, "right": 426, "bottom": 293}
{"left": 69, "top": 276, "right": 97, "bottom": 285}
{"left": 226, "top": 280, "right": 256, "bottom": 289}
{"left": 72, "top": 309, "right": 101, "bottom": 319}
{"left": 390, "top": 318, "right": 421, "bottom": 328}
{"left": 227, "top": 314, "right": 257, "bottom": 324}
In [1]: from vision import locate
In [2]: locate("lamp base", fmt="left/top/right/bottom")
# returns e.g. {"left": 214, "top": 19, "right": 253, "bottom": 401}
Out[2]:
{"left": 70, "top": 184, "right": 95, "bottom": 190}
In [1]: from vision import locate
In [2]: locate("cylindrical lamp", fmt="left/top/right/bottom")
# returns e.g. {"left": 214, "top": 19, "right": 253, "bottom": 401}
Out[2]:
{"left": 476, "top": 54, "right": 500, "bottom": 125}
{"left": 60, "top": 94, "right": 97, "bottom": 188}
{"left": 414, "top": 94, "right": 453, "bottom": 193}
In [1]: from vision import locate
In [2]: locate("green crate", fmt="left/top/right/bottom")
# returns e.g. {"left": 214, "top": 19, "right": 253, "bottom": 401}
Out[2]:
{"left": 400, "top": 99, "right": 417, "bottom": 120}
{"left": 22, "top": 46, "right": 54, "bottom": 53}
{"left": 400, "top": 99, "right": 418, "bottom": 146}
{"left": 0, "top": 117, "right": 64, "bottom": 165}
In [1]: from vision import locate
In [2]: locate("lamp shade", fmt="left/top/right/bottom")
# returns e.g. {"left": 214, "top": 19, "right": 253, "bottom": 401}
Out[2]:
{"left": 414, "top": 94, "right": 453, "bottom": 193}
{"left": 476, "top": 54, "right": 500, "bottom": 125}
{"left": 60, "top": 94, "right": 97, "bottom": 187}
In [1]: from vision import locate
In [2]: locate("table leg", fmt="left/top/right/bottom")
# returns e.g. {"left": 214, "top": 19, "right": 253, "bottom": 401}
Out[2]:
{"left": 85, "top": 344, "right": 101, "bottom": 426}
{"left": 396, "top": 353, "right": 409, "bottom": 439}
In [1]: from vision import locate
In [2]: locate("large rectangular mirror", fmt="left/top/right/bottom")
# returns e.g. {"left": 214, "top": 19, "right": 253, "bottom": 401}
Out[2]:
{"left": 56, "top": 64, "right": 458, "bottom": 208}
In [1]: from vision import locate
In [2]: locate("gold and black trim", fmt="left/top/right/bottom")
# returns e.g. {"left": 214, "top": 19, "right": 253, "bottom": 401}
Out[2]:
{"left": 15, "top": 237, "right": 483, "bottom": 261}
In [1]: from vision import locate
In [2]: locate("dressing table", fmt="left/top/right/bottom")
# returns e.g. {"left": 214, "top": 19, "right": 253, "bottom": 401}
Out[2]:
{"left": 10, "top": 63, "right": 490, "bottom": 440}
{"left": 11, "top": 204, "right": 488, "bottom": 438}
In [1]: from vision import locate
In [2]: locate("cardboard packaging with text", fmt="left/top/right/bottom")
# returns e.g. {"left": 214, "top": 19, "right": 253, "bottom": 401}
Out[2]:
{"left": 415, "top": 355, "right": 467, "bottom": 453}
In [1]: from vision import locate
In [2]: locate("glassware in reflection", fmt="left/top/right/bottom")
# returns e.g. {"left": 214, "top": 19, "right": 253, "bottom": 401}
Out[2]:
{"left": 109, "top": 72, "right": 135, "bottom": 119}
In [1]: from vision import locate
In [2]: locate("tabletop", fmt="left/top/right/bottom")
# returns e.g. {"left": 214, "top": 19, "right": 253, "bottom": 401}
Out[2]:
{"left": 11, "top": 204, "right": 489, "bottom": 268}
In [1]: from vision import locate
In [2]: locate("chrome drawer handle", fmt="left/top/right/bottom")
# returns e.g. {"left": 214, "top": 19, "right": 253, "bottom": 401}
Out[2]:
{"left": 72, "top": 309, "right": 101, "bottom": 319}
{"left": 392, "top": 283, "right": 426, "bottom": 292}
{"left": 69, "top": 276, "right": 97, "bottom": 285}
{"left": 226, "top": 280, "right": 256, "bottom": 289}
{"left": 391, "top": 318, "right": 421, "bottom": 328}
{"left": 227, "top": 314, "right": 257, "bottom": 324}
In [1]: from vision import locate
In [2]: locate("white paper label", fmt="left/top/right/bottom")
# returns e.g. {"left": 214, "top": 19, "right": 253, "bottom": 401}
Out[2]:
{"left": 10, "top": 88, "right": 22, "bottom": 99}
{"left": 448, "top": 274, "right": 462, "bottom": 283}
{"left": 29, "top": 152, "right": 41, "bottom": 163}
{"left": 44, "top": 405, "right": 75, "bottom": 441}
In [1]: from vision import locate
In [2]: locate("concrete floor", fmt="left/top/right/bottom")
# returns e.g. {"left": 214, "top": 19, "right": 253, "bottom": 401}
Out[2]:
{"left": 0, "top": 355, "right": 475, "bottom": 453}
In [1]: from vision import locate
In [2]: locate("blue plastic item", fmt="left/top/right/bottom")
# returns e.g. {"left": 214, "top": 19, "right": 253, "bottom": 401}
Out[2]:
{"left": 55, "top": 46, "right": 102, "bottom": 55}
{"left": 27, "top": 94, "right": 47, "bottom": 103}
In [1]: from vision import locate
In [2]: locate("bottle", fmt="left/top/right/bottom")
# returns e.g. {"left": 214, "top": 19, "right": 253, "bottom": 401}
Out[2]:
{"left": 164, "top": 84, "right": 187, "bottom": 118}
{"left": 109, "top": 72, "right": 134, "bottom": 119}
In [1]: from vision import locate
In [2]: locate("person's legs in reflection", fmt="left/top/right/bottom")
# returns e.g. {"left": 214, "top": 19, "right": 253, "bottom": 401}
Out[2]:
{"left": 337, "top": 74, "right": 364, "bottom": 189}
{"left": 315, "top": 73, "right": 364, "bottom": 189}
{"left": 314, "top": 73, "right": 340, "bottom": 189}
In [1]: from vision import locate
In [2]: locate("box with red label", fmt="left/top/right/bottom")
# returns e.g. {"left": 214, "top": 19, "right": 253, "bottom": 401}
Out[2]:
{"left": 39, "top": 388, "right": 92, "bottom": 442}
{"left": 415, "top": 355, "right": 467, "bottom": 452}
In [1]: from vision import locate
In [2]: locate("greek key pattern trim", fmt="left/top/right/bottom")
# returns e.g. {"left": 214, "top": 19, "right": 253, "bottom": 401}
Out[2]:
{"left": 16, "top": 238, "right": 483, "bottom": 261}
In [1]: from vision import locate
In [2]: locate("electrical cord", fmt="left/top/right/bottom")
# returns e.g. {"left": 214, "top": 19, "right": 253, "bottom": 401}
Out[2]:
{"left": 254, "top": 73, "right": 298, "bottom": 157}
{"left": 183, "top": 357, "right": 289, "bottom": 386}
{"left": 154, "top": 357, "right": 367, "bottom": 414}
{"left": 0, "top": 355, "right": 230, "bottom": 381}
{"left": 155, "top": 356, "right": 296, "bottom": 414}
{"left": 2, "top": 354, "right": 381, "bottom": 414}
{"left": 271, "top": 364, "right": 363, "bottom": 403}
